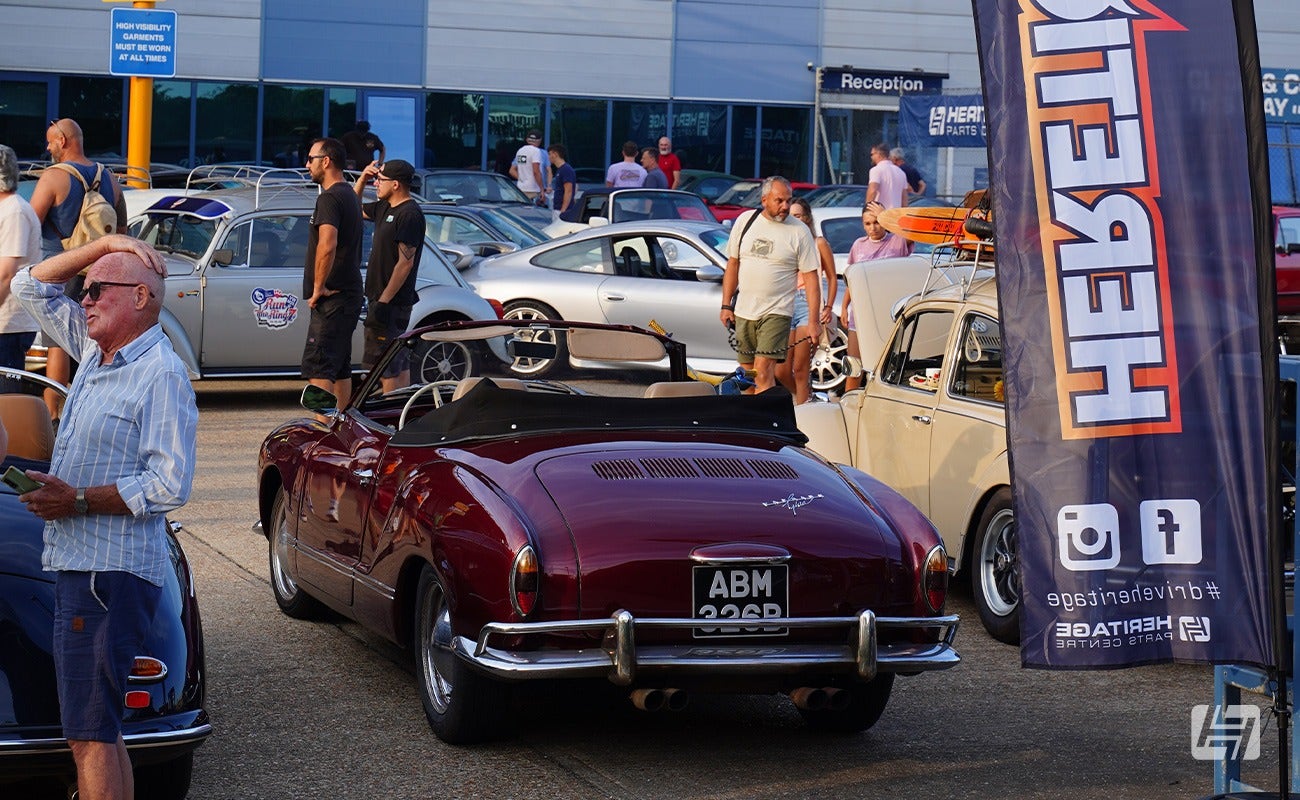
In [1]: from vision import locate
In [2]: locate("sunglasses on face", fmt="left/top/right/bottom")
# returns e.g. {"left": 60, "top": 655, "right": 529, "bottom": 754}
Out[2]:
{"left": 77, "top": 280, "right": 155, "bottom": 302}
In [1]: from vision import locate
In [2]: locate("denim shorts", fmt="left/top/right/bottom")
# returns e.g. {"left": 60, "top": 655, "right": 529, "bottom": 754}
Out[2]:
{"left": 790, "top": 289, "right": 809, "bottom": 329}
{"left": 54, "top": 571, "right": 162, "bottom": 742}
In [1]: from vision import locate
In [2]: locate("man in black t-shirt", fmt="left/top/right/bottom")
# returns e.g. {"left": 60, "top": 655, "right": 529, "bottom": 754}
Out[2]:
{"left": 302, "top": 137, "right": 364, "bottom": 408}
{"left": 354, "top": 159, "right": 423, "bottom": 391}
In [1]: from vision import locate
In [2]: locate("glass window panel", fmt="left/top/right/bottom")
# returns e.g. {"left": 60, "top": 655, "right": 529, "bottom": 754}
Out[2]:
{"left": 151, "top": 81, "right": 192, "bottom": 167}
{"left": 670, "top": 103, "right": 727, "bottom": 173}
{"left": 549, "top": 98, "right": 606, "bottom": 177}
{"left": 760, "top": 106, "right": 811, "bottom": 181}
{"left": 610, "top": 101, "right": 667, "bottom": 164}
{"left": 262, "top": 85, "right": 324, "bottom": 168}
{"left": 730, "top": 106, "right": 757, "bottom": 178}
{"left": 426, "top": 92, "right": 484, "bottom": 170}
{"left": 0, "top": 80, "right": 50, "bottom": 159}
{"left": 58, "top": 77, "right": 125, "bottom": 159}
{"left": 952, "top": 314, "right": 1003, "bottom": 404}
{"left": 327, "top": 88, "right": 356, "bottom": 140}
{"left": 881, "top": 310, "right": 954, "bottom": 387}
{"left": 487, "top": 95, "right": 543, "bottom": 177}
{"left": 532, "top": 238, "right": 607, "bottom": 273}
{"left": 195, "top": 83, "right": 257, "bottom": 165}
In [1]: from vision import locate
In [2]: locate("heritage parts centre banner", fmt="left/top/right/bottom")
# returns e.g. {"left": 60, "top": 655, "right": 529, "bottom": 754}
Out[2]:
{"left": 970, "top": 0, "right": 1276, "bottom": 668}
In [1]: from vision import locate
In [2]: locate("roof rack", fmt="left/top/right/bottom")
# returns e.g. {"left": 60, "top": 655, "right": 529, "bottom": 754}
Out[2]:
{"left": 183, "top": 164, "right": 319, "bottom": 206}
{"left": 918, "top": 239, "right": 996, "bottom": 302}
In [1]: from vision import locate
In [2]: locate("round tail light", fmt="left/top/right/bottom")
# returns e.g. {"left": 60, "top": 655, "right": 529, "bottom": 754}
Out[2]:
{"left": 510, "top": 545, "right": 539, "bottom": 617}
{"left": 922, "top": 545, "right": 949, "bottom": 613}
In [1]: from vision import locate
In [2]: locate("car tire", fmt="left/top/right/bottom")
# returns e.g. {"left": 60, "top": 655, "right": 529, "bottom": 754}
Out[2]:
{"left": 798, "top": 674, "right": 894, "bottom": 733}
{"left": 809, "top": 325, "right": 848, "bottom": 393}
{"left": 268, "top": 488, "right": 325, "bottom": 620}
{"left": 972, "top": 487, "right": 1021, "bottom": 645}
{"left": 502, "top": 300, "right": 565, "bottom": 378}
{"left": 413, "top": 565, "right": 508, "bottom": 744}
{"left": 133, "top": 753, "right": 193, "bottom": 800}
{"left": 411, "top": 335, "right": 479, "bottom": 384}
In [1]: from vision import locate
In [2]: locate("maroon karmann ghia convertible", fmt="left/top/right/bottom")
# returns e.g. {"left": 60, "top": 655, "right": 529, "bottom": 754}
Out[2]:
{"left": 256, "top": 320, "right": 959, "bottom": 744}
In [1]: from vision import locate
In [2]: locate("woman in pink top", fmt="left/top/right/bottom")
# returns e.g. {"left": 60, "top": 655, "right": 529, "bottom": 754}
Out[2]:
{"left": 842, "top": 204, "right": 911, "bottom": 391}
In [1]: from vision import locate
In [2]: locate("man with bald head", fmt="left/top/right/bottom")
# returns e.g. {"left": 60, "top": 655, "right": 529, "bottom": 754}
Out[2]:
{"left": 29, "top": 118, "right": 130, "bottom": 427}
{"left": 12, "top": 234, "right": 197, "bottom": 800}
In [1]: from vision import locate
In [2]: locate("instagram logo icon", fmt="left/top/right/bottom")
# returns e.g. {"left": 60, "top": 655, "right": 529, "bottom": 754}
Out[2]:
{"left": 1057, "top": 503, "right": 1121, "bottom": 571}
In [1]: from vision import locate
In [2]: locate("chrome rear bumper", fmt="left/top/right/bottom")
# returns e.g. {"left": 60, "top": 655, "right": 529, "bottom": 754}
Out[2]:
{"left": 453, "top": 609, "right": 959, "bottom": 685}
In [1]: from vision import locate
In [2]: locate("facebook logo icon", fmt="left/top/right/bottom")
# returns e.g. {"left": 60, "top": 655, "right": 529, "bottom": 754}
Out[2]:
{"left": 1140, "top": 499, "right": 1202, "bottom": 565}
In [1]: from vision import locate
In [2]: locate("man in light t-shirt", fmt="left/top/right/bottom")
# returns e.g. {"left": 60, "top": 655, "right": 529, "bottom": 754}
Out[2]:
{"left": 866, "top": 143, "right": 909, "bottom": 210}
{"left": 719, "top": 176, "right": 821, "bottom": 393}
{"left": 510, "top": 130, "right": 548, "bottom": 202}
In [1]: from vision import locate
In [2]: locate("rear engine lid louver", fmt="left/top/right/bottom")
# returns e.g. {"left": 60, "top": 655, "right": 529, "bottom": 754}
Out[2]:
{"left": 591, "top": 457, "right": 799, "bottom": 481}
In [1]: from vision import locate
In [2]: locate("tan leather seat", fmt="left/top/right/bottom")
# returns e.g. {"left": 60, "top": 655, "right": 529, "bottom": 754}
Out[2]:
{"left": 643, "top": 381, "right": 714, "bottom": 399}
{"left": 0, "top": 394, "right": 55, "bottom": 462}
{"left": 451, "top": 377, "right": 527, "bottom": 402}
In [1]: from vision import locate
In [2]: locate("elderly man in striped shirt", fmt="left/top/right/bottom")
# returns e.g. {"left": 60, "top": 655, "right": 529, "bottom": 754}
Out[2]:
{"left": 12, "top": 233, "right": 196, "bottom": 800}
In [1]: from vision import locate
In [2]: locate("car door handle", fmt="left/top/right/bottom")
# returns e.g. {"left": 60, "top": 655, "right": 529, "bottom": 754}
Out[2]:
{"left": 351, "top": 468, "right": 374, "bottom": 482}
{"left": 912, "top": 414, "right": 932, "bottom": 424}
{"left": 602, "top": 293, "right": 626, "bottom": 302}
{"left": 181, "top": 290, "right": 198, "bottom": 297}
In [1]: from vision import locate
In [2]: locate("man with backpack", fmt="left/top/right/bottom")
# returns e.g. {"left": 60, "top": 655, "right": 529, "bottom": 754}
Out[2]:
{"left": 28, "top": 118, "right": 128, "bottom": 427}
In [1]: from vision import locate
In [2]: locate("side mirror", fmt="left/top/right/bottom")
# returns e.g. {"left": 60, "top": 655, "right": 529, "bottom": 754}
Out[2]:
{"left": 1288, "top": 242, "right": 1300, "bottom": 255}
{"left": 300, "top": 384, "right": 337, "bottom": 415}
{"left": 589, "top": 216, "right": 610, "bottom": 228}
{"left": 466, "top": 240, "right": 520, "bottom": 257}
{"left": 210, "top": 248, "right": 235, "bottom": 266}
{"left": 691, "top": 264, "right": 724, "bottom": 283}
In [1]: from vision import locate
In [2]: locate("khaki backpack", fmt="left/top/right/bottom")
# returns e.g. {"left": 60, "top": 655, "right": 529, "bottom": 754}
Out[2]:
{"left": 50, "top": 162, "right": 119, "bottom": 249}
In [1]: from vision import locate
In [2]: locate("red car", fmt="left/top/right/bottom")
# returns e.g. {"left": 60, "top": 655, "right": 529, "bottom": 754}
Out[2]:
{"left": 710, "top": 181, "right": 819, "bottom": 223}
{"left": 256, "top": 320, "right": 959, "bottom": 744}
{"left": 1276, "top": 205, "right": 1300, "bottom": 315}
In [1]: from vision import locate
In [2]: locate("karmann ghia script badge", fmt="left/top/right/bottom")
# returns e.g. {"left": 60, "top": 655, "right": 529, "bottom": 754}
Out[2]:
{"left": 761, "top": 493, "right": 824, "bottom": 516}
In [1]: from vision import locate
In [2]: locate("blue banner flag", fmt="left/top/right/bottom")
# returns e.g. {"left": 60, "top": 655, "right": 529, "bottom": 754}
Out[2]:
{"left": 898, "top": 94, "right": 988, "bottom": 149}
{"left": 970, "top": 0, "right": 1278, "bottom": 668}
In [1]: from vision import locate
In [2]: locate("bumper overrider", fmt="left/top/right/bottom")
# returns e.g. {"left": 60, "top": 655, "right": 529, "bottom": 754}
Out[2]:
{"left": 452, "top": 609, "right": 960, "bottom": 685}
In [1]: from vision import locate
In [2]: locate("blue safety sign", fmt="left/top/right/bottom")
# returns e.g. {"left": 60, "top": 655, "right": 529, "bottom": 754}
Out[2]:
{"left": 109, "top": 8, "right": 177, "bottom": 78}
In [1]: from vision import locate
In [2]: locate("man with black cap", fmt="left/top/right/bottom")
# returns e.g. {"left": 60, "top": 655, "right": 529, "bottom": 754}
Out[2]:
{"left": 509, "top": 129, "right": 548, "bottom": 203}
{"left": 354, "top": 159, "right": 423, "bottom": 391}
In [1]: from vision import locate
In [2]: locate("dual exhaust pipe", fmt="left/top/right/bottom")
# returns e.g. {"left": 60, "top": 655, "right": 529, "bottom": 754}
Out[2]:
{"left": 629, "top": 687, "right": 689, "bottom": 712}
{"left": 788, "top": 686, "right": 851, "bottom": 711}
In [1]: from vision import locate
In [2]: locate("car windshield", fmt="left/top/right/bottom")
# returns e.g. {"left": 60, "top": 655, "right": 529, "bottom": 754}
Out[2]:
{"left": 423, "top": 173, "right": 531, "bottom": 205}
{"left": 135, "top": 213, "right": 220, "bottom": 258}
{"left": 821, "top": 217, "right": 866, "bottom": 254}
{"left": 699, "top": 228, "right": 730, "bottom": 256}
{"left": 610, "top": 191, "right": 712, "bottom": 223}
{"left": 474, "top": 207, "right": 548, "bottom": 247}
{"left": 807, "top": 187, "right": 866, "bottom": 208}
{"left": 351, "top": 321, "right": 806, "bottom": 447}
{"left": 714, "top": 183, "right": 759, "bottom": 205}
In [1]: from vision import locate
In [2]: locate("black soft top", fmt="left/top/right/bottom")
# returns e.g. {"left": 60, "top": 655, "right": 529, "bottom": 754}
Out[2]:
{"left": 389, "top": 378, "right": 808, "bottom": 447}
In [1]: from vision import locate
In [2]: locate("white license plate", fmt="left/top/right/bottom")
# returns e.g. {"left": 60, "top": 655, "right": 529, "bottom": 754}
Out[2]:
{"left": 692, "top": 564, "right": 789, "bottom": 638}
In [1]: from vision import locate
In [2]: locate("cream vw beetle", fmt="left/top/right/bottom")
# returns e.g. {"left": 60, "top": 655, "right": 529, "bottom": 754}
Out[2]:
{"left": 796, "top": 245, "right": 1018, "bottom": 644}
{"left": 130, "top": 172, "right": 507, "bottom": 382}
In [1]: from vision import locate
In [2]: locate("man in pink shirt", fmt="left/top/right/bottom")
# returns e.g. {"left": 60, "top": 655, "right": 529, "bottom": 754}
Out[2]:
{"left": 866, "top": 143, "right": 909, "bottom": 210}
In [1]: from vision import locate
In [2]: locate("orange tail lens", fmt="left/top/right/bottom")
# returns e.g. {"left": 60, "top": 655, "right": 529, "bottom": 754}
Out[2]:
{"left": 510, "top": 545, "right": 539, "bottom": 617}
{"left": 922, "top": 545, "right": 949, "bottom": 613}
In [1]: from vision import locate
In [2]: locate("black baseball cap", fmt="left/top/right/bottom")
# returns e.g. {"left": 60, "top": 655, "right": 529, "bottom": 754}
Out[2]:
{"left": 378, "top": 159, "right": 414, "bottom": 185}
{"left": 526, "top": 130, "right": 542, "bottom": 142}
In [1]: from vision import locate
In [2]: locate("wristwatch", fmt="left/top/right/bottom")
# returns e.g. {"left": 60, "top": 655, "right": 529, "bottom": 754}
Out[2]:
{"left": 74, "top": 488, "right": 88, "bottom": 515}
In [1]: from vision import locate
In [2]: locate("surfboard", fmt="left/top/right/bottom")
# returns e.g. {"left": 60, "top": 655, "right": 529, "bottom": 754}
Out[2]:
{"left": 877, "top": 205, "right": 972, "bottom": 245}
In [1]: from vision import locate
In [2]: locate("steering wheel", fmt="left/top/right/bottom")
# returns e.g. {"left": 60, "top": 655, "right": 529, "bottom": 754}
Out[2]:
{"left": 398, "top": 380, "right": 461, "bottom": 429}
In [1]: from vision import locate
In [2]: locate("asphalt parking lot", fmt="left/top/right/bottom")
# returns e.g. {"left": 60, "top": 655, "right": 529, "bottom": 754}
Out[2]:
{"left": 10, "top": 378, "right": 1276, "bottom": 799}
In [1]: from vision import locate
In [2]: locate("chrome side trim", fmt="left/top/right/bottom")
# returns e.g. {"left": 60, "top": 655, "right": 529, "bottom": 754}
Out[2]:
{"left": 353, "top": 570, "right": 397, "bottom": 602}
{"left": 454, "top": 611, "right": 959, "bottom": 683}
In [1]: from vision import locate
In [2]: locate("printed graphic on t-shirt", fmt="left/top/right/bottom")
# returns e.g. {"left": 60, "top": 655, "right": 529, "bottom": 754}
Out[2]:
{"left": 750, "top": 238, "right": 774, "bottom": 257}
